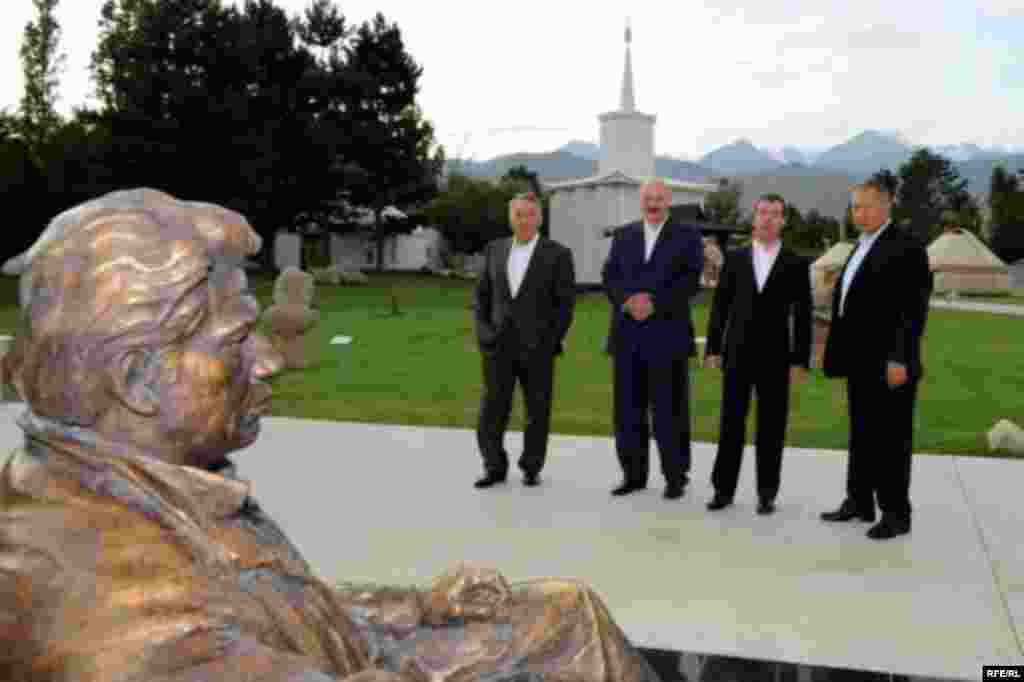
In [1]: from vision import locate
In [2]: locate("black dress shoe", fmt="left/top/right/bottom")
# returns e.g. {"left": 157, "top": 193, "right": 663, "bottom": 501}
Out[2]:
{"left": 820, "top": 499, "right": 876, "bottom": 522}
{"left": 611, "top": 482, "right": 646, "bottom": 496}
{"left": 757, "top": 499, "right": 776, "bottom": 515}
{"left": 867, "top": 516, "right": 911, "bottom": 540}
{"left": 663, "top": 483, "right": 684, "bottom": 500}
{"left": 523, "top": 472, "right": 540, "bottom": 487}
{"left": 474, "top": 472, "right": 507, "bottom": 489}
{"left": 706, "top": 495, "right": 733, "bottom": 511}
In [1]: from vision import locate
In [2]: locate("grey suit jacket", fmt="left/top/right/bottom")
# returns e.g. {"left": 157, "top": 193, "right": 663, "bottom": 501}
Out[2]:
{"left": 473, "top": 236, "right": 576, "bottom": 356}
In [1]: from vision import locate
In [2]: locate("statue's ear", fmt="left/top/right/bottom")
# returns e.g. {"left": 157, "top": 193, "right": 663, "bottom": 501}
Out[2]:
{"left": 109, "top": 349, "right": 160, "bottom": 417}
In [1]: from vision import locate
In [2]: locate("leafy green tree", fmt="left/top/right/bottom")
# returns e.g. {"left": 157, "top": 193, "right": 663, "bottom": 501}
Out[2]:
{"left": 335, "top": 13, "right": 440, "bottom": 269}
{"left": 704, "top": 178, "right": 742, "bottom": 225}
{"left": 0, "top": 119, "right": 49, "bottom": 266}
{"left": 989, "top": 165, "right": 1024, "bottom": 262}
{"left": 894, "top": 149, "right": 972, "bottom": 243}
{"left": 418, "top": 174, "right": 518, "bottom": 254}
{"left": 785, "top": 207, "right": 840, "bottom": 252}
{"left": 19, "top": 0, "right": 65, "bottom": 157}
{"left": 90, "top": 0, "right": 335, "bottom": 257}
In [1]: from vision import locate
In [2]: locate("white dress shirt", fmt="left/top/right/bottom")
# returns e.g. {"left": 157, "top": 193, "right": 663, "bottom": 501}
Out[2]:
{"left": 752, "top": 240, "right": 781, "bottom": 292}
{"left": 839, "top": 221, "right": 890, "bottom": 316}
{"left": 507, "top": 233, "right": 540, "bottom": 298}
{"left": 643, "top": 219, "right": 667, "bottom": 262}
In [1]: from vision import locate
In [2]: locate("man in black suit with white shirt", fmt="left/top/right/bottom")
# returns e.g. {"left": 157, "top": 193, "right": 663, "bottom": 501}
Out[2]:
{"left": 704, "top": 193, "right": 812, "bottom": 515}
{"left": 821, "top": 179, "right": 932, "bottom": 540}
{"left": 473, "top": 192, "right": 576, "bottom": 489}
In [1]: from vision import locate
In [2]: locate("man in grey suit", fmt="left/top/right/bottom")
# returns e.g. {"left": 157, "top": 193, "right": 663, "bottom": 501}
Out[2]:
{"left": 473, "top": 192, "right": 576, "bottom": 489}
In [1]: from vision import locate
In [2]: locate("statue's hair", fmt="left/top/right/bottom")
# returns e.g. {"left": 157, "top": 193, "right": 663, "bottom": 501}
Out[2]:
{"left": 9, "top": 203, "right": 211, "bottom": 425}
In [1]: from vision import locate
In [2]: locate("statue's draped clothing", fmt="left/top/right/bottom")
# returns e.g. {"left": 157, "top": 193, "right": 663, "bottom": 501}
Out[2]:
{"left": 0, "top": 412, "right": 658, "bottom": 682}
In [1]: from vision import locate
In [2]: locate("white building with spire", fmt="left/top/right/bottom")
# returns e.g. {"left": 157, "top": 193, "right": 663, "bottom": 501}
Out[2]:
{"left": 546, "top": 23, "right": 715, "bottom": 285}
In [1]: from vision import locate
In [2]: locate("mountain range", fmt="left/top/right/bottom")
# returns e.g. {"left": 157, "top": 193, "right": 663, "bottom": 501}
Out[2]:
{"left": 447, "top": 131, "right": 1024, "bottom": 221}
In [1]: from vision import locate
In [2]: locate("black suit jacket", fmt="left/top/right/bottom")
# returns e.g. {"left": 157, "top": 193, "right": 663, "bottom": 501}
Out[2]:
{"left": 706, "top": 245, "right": 813, "bottom": 370}
{"left": 601, "top": 220, "right": 704, "bottom": 358}
{"left": 823, "top": 224, "right": 932, "bottom": 380}
{"left": 474, "top": 236, "right": 576, "bottom": 356}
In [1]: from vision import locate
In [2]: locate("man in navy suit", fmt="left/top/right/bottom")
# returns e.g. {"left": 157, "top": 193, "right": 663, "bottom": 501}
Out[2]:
{"left": 601, "top": 180, "right": 704, "bottom": 500}
{"left": 821, "top": 179, "right": 932, "bottom": 540}
{"left": 704, "top": 193, "right": 812, "bottom": 515}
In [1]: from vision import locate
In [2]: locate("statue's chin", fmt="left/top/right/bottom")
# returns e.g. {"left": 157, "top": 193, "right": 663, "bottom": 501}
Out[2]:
{"left": 237, "top": 413, "right": 261, "bottom": 445}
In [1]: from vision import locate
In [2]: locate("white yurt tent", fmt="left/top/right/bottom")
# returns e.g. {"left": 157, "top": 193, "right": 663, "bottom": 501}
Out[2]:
{"left": 928, "top": 228, "right": 1011, "bottom": 294}
{"left": 811, "top": 241, "right": 856, "bottom": 308}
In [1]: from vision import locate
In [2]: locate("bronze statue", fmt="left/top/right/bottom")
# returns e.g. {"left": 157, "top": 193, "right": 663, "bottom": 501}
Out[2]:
{"left": 0, "top": 189, "right": 661, "bottom": 682}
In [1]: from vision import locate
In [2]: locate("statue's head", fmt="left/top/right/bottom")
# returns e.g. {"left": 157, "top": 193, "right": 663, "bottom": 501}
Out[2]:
{"left": 7, "top": 189, "right": 283, "bottom": 468}
{"left": 273, "top": 266, "right": 315, "bottom": 307}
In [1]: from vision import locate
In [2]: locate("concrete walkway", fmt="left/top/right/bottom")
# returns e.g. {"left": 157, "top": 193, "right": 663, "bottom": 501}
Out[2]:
{"left": 931, "top": 299, "right": 1024, "bottom": 316}
{"left": 1, "top": 404, "right": 1020, "bottom": 680}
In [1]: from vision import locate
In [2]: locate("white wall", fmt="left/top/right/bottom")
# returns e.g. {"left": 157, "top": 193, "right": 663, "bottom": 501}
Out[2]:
{"left": 598, "top": 111, "right": 656, "bottom": 178}
{"left": 550, "top": 184, "right": 709, "bottom": 285}
{"left": 274, "top": 231, "right": 302, "bottom": 271}
{"left": 328, "top": 228, "right": 444, "bottom": 271}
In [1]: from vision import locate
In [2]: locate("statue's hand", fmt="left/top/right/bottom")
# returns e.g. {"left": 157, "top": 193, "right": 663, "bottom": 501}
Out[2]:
{"left": 422, "top": 562, "right": 511, "bottom": 626}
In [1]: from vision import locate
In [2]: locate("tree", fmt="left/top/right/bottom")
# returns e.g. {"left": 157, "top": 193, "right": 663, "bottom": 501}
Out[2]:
{"left": 704, "top": 178, "right": 742, "bottom": 225}
{"left": 19, "top": 0, "right": 65, "bottom": 156}
{"left": 90, "top": 0, "right": 330, "bottom": 258}
{"left": 335, "top": 13, "right": 440, "bottom": 270}
{"left": 990, "top": 165, "right": 1024, "bottom": 263}
{"left": 785, "top": 207, "right": 840, "bottom": 252}
{"left": 418, "top": 174, "right": 516, "bottom": 255}
{"left": 0, "top": 116, "right": 49, "bottom": 267}
{"left": 894, "top": 149, "right": 972, "bottom": 243}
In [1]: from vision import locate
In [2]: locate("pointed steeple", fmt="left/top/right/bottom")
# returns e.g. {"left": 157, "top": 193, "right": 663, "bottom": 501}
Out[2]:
{"left": 619, "top": 20, "right": 635, "bottom": 113}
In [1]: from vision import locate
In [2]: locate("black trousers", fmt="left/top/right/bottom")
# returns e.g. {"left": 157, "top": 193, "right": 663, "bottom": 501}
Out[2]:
{"left": 845, "top": 375, "right": 918, "bottom": 518}
{"left": 476, "top": 338, "right": 556, "bottom": 478}
{"left": 711, "top": 361, "right": 790, "bottom": 501}
{"left": 613, "top": 347, "right": 691, "bottom": 487}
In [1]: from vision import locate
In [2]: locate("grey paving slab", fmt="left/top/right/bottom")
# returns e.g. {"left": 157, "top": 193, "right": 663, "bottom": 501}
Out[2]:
{"left": 1, "top": 404, "right": 1020, "bottom": 680}
{"left": 953, "top": 456, "right": 1024, "bottom": 658}
{"left": 931, "top": 300, "right": 1024, "bottom": 316}
{"left": 241, "top": 418, "right": 1020, "bottom": 680}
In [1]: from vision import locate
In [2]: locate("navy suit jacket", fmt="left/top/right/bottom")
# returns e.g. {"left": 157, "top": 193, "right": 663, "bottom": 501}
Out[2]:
{"left": 601, "top": 219, "right": 704, "bottom": 358}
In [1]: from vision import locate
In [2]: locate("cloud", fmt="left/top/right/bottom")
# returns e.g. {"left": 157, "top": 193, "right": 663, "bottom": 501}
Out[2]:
{"left": 844, "top": 24, "right": 923, "bottom": 50}
{"left": 749, "top": 65, "right": 805, "bottom": 88}
{"left": 977, "top": 0, "right": 1024, "bottom": 16}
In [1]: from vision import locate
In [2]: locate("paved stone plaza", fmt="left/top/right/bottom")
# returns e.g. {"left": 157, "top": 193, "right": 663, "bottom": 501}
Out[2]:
{"left": 2, "top": 404, "right": 1020, "bottom": 680}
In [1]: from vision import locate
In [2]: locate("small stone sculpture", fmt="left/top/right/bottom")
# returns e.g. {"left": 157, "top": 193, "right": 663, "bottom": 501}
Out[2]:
{"left": 263, "top": 267, "right": 319, "bottom": 370}
{"left": 988, "top": 419, "right": 1024, "bottom": 455}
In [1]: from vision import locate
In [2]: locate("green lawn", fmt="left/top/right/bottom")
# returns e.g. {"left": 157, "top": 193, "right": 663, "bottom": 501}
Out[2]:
{"left": 0, "top": 272, "right": 1020, "bottom": 457}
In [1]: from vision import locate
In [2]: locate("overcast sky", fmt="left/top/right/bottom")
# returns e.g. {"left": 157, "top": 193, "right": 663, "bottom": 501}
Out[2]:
{"left": 2, "top": 0, "right": 1022, "bottom": 161}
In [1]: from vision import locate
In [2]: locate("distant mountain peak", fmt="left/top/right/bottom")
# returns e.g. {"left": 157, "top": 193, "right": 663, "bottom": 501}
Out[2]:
{"left": 698, "top": 139, "right": 781, "bottom": 175}
{"left": 557, "top": 140, "right": 600, "bottom": 160}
